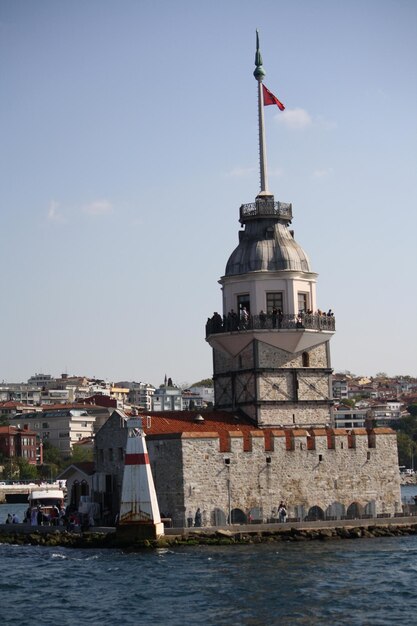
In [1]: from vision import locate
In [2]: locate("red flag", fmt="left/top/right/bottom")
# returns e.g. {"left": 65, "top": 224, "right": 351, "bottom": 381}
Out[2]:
{"left": 262, "top": 84, "right": 285, "bottom": 111}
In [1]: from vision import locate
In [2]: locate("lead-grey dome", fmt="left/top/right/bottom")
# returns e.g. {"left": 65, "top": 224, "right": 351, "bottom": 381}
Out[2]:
{"left": 225, "top": 221, "right": 311, "bottom": 276}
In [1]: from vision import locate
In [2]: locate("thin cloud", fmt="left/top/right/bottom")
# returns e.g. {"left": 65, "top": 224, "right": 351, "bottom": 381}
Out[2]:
{"left": 277, "top": 108, "right": 312, "bottom": 130}
{"left": 47, "top": 200, "right": 66, "bottom": 223}
{"left": 269, "top": 167, "right": 284, "bottom": 178}
{"left": 311, "top": 167, "right": 333, "bottom": 179}
{"left": 225, "top": 166, "right": 256, "bottom": 178}
{"left": 275, "top": 109, "right": 336, "bottom": 131}
{"left": 83, "top": 200, "right": 113, "bottom": 216}
{"left": 316, "top": 115, "right": 337, "bottom": 130}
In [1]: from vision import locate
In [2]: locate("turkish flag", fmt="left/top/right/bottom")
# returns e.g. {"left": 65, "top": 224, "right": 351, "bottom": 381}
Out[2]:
{"left": 263, "top": 84, "right": 285, "bottom": 111}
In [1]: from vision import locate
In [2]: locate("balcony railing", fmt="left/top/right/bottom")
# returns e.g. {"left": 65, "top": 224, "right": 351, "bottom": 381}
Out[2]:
{"left": 206, "top": 312, "right": 335, "bottom": 337}
{"left": 239, "top": 199, "right": 293, "bottom": 223}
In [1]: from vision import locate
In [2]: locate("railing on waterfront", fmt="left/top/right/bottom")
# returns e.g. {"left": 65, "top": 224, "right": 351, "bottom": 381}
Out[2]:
{"left": 206, "top": 312, "right": 335, "bottom": 337}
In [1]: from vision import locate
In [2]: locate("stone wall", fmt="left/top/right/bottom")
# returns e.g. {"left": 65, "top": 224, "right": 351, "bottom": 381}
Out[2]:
{"left": 213, "top": 338, "right": 333, "bottom": 427}
{"left": 93, "top": 411, "right": 128, "bottom": 518}
{"left": 213, "top": 341, "right": 329, "bottom": 374}
{"left": 257, "top": 405, "right": 331, "bottom": 428}
{"left": 257, "top": 342, "right": 329, "bottom": 369}
{"left": 150, "top": 428, "right": 401, "bottom": 527}
{"left": 148, "top": 436, "right": 185, "bottom": 522}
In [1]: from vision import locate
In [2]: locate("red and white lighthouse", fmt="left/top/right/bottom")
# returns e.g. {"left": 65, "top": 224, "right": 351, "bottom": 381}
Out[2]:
{"left": 117, "top": 416, "right": 164, "bottom": 541}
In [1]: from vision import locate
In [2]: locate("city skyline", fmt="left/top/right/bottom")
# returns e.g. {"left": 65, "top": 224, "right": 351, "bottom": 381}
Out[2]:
{"left": 1, "top": 0, "right": 416, "bottom": 385}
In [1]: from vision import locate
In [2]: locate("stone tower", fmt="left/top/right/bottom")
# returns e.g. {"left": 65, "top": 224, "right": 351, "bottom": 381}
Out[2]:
{"left": 206, "top": 33, "right": 335, "bottom": 428}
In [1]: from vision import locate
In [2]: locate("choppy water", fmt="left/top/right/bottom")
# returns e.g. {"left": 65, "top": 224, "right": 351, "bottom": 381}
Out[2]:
{"left": 1, "top": 536, "right": 417, "bottom": 625}
{"left": 1, "top": 488, "right": 417, "bottom": 625}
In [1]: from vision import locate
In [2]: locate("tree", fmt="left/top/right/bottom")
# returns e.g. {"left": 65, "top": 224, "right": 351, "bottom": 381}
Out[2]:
{"left": 392, "top": 414, "right": 417, "bottom": 439}
{"left": 39, "top": 441, "right": 65, "bottom": 480}
{"left": 1, "top": 459, "right": 18, "bottom": 480}
{"left": 70, "top": 445, "right": 93, "bottom": 464}
{"left": 16, "top": 458, "right": 38, "bottom": 480}
{"left": 408, "top": 404, "right": 417, "bottom": 417}
{"left": 339, "top": 398, "right": 355, "bottom": 408}
{"left": 396, "top": 432, "right": 417, "bottom": 468}
{"left": 42, "top": 441, "right": 64, "bottom": 467}
{"left": 190, "top": 378, "right": 213, "bottom": 388}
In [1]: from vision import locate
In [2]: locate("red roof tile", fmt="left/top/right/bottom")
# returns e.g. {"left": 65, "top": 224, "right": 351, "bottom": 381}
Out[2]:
{"left": 143, "top": 410, "right": 260, "bottom": 452}
{"left": 372, "top": 427, "right": 396, "bottom": 435}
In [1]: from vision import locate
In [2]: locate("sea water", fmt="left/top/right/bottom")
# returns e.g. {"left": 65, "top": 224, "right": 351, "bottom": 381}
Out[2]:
{"left": 1, "top": 488, "right": 417, "bottom": 626}
{"left": 2, "top": 535, "right": 417, "bottom": 625}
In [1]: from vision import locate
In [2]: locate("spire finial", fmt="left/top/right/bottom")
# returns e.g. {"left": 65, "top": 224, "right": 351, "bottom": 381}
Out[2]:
{"left": 254, "top": 29, "right": 266, "bottom": 82}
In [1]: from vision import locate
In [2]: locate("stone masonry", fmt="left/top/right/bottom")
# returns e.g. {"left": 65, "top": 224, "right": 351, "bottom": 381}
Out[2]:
{"left": 213, "top": 339, "right": 333, "bottom": 427}
{"left": 147, "top": 427, "right": 401, "bottom": 527}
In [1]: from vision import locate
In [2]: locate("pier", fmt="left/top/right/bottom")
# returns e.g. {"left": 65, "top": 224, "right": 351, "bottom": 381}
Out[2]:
{"left": 0, "top": 482, "right": 63, "bottom": 504}
{"left": 3, "top": 515, "right": 417, "bottom": 548}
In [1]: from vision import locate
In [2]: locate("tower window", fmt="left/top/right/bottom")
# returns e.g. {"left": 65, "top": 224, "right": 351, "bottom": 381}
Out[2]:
{"left": 266, "top": 292, "right": 283, "bottom": 313}
{"left": 302, "top": 352, "right": 310, "bottom": 367}
{"left": 298, "top": 293, "right": 308, "bottom": 313}
{"left": 237, "top": 294, "right": 250, "bottom": 314}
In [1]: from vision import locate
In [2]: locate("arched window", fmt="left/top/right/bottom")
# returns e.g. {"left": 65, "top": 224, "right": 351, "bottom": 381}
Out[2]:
{"left": 230, "top": 508, "right": 247, "bottom": 524}
{"left": 211, "top": 508, "right": 227, "bottom": 526}
{"left": 302, "top": 351, "right": 310, "bottom": 367}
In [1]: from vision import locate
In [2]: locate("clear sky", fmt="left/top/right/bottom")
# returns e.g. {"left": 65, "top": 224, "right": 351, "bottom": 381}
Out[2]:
{"left": 1, "top": 0, "right": 416, "bottom": 387}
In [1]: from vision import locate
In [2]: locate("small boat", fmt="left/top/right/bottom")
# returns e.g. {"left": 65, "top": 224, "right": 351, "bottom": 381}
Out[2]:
{"left": 28, "top": 486, "right": 65, "bottom": 524}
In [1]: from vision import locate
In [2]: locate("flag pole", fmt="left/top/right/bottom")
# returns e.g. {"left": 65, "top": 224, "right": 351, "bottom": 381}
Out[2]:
{"left": 253, "top": 30, "right": 269, "bottom": 196}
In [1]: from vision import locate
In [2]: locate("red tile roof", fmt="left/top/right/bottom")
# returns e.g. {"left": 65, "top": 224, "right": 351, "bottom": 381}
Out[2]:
{"left": 0, "top": 425, "right": 37, "bottom": 435}
{"left": 42, "top": 403, "right": 91, "bottom": 411}
{"left": 133, "top": 411, "right": 395, "bottom": 452}
{"left": 0, "top": 401, "right": 24, "bottom": 408}
{"left": 142, "top": 410, "right": 259, "bottom": 452}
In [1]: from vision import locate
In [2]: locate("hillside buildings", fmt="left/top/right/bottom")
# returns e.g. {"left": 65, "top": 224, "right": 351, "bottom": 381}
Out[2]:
{"left": 0, "top": 425, "right": 38, "bottom": 465}
{"left": 7, "top": 407, "right": 99, "bottom": 455}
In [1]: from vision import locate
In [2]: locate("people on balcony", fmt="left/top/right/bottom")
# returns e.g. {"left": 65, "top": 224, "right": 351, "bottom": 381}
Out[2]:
{"left": 211, "top": 312, "right": 223, "bottom": 332}
{"left": 226, "top": 309, "right": 238, "bottom": 331}
{"left": 240, "top": 306, "right": 249, "bottom": 329}
{"left": 206, "top": 307, "right": 335, "bottom": 335}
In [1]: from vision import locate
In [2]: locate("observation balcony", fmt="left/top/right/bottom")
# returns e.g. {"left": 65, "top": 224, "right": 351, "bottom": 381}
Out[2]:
{"left": 239, "top": 198, "right": 292, "bottom": 224}
{"left": 206, "top": 312, "right": 335, "bottom": 338}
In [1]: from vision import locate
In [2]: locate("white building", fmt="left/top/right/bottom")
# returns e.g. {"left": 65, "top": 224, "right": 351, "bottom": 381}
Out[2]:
{"left": 116, "top": 382, "right": 155, "bottom": 411}
{"left": 332, "top": 378, "right": 349, "bottom": 400}
{"left": 152, "top": 387, "right": 183, "bottom": 411}
{"left": 0, "top": 384, "right": 42, "bottom": 405}
{"left": 189, "top": 386, "right": 214, "bottom": 406}
{"left": 9, "top": 408, "right": 96, "bottom": 454}
{"left": 334, "top": 409, "right": 368, "bottom": 429}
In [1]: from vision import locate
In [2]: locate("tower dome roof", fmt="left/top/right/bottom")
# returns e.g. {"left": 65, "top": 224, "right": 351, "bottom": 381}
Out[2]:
{"left": 225, "top": 221, "right": 311, "bottom": 276}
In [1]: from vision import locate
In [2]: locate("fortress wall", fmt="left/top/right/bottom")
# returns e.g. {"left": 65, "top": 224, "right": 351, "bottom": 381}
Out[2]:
{"left": 171, "top": 428, "right": 401, "bottom": 527}
{"left": 147, "top": 437, "right": 186, "bottom": 523}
